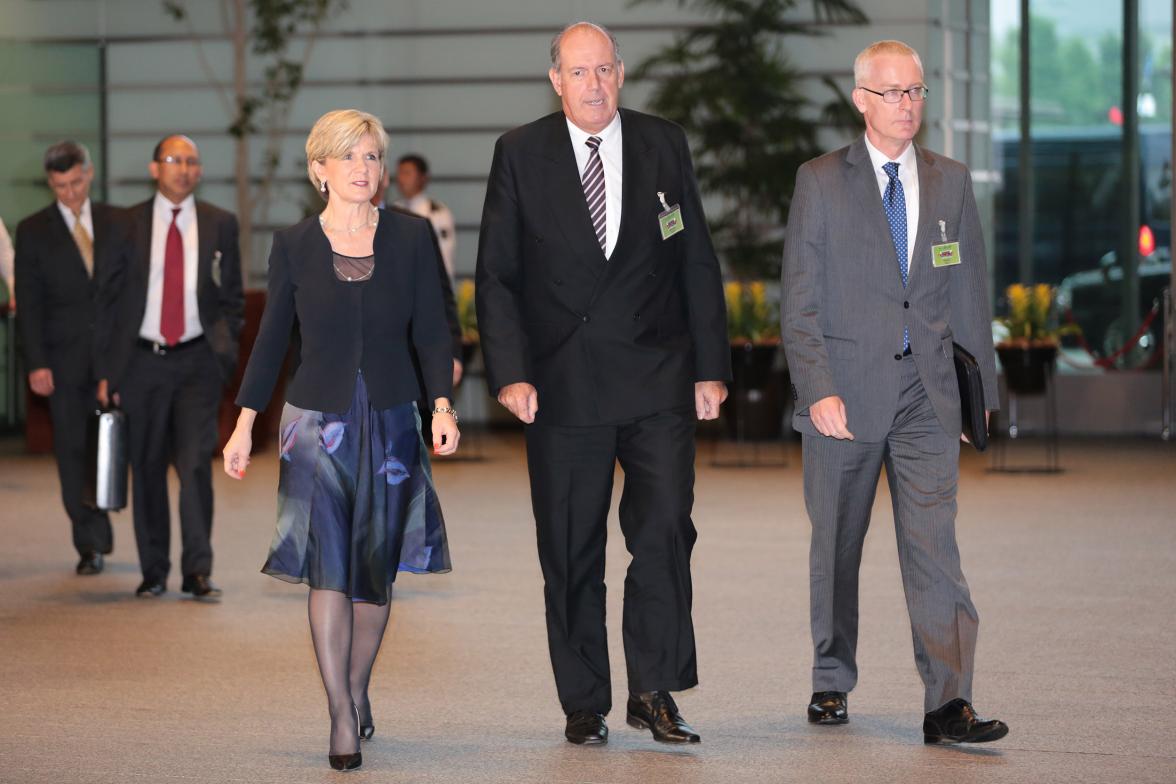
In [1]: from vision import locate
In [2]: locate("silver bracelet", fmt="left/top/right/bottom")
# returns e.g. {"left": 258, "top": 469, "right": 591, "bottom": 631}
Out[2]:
{"left": 432, "top": 406, "right": 458, "bottom": 423}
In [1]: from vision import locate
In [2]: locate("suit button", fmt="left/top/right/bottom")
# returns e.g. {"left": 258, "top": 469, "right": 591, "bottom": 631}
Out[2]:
{"left": 894, "top": 353, "right": 902, "bottom": 361}
{"left": 554, "top": 278, "right": 563, "bottom": 286}
{"left": 903, "top": 301, "right": 910, "bottom": 309}
{"left": 582, "top": 314, "right": 590, "bottom": 323}
{"left": 633, "top": 312, "right": 641, "bottom": 321}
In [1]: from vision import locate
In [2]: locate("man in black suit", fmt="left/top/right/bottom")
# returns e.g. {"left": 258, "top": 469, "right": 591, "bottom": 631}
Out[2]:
{"left": 96, "top": 134, "right": 243, "bottom": 599}
{"left": 476, "top": 22, "right": 731, "bottom": 745}
{"left": 15, "top": 141, "right": 129, "bottom": 575}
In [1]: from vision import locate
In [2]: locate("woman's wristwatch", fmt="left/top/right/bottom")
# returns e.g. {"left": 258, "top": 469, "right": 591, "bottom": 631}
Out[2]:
{"left": 432, "top": 406, "right": 458, "bottom": 423}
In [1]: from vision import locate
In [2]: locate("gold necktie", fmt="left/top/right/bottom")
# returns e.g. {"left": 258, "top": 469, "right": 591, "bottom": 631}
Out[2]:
{"left": 72, "top": 213, "right": 93, "bottom": 277}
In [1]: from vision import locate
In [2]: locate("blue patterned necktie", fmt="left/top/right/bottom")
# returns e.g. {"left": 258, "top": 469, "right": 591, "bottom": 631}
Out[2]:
{"left": 882, "top": 161, "right": 910, "bottom": 352}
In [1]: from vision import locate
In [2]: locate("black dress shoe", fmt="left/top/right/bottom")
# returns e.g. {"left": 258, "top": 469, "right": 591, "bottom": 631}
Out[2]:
{"left": 181, "top": 575, "right": 222, "bottom": 599}
{"left": 135, "top": 579, "right": 165, "bottom": 598}
{"left": 626, "top": 691, "right": 700, "bottom": 743}
{"left": 565, "top": 710, "right": 608, "bottom": 745}
{"left": 807, "top": 691, "right": 848, "bottom": 724}
{"left": 328, "top": 752, "right": 362, "bottom": 771}
{"left": 76, "top": 552, "right": 104, "bottom": 576}
{"left": 923, "top": 698, "right": 1009, "bottom": 744}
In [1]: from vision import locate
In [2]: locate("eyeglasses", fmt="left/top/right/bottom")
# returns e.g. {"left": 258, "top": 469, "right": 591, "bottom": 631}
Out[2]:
{"left": 858, "top": 86, "right": 929, "bottom": 104}
{"left": 158, "top": 155, "right": 202, "bottom": 167}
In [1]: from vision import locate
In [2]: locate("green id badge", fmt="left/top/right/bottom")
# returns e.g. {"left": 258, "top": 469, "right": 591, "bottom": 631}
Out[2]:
{"left": 659, "top": 205, "right": 684, "bottom": 240}
{"left": 932, "top": 241, "right": 961, "bottom": 267}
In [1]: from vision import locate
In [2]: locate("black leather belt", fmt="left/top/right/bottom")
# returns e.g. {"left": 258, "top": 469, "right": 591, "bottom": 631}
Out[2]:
{"left": 137, "top": 335, "right": 206, "bottom": 355}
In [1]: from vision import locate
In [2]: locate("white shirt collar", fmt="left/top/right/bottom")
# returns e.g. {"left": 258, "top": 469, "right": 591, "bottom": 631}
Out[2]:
{"left": 154, "top": 191, "right": 195, "bottom": 217}
{"left": 863, "top": 134, "right": 917, "bottom": 174}
{"left": 57, "top": 198, "right": 91, "bottom": 224}
{"left": 565, "top": 111, "right": 622, "bottom": 149}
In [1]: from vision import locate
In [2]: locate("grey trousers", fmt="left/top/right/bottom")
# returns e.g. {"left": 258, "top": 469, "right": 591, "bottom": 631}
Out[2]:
{"left": 802, "top": 356, "right": 978, "bottom": 713}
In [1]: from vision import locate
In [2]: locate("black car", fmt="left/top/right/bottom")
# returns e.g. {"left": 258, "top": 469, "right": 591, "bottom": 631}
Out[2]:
{"left": 1055, "top": 247, "right": 1170, "bottom": 370}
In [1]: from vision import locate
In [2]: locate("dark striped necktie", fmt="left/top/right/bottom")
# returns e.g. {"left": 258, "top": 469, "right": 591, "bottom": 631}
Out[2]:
{"left": 582, "top": 136, "right": 606, "bottom": 254}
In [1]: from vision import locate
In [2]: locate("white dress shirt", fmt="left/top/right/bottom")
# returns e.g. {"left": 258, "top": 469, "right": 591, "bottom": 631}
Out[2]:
{"left": 863, "top": 135, "right": 919, "bottom": 275}
{"left": 140, "top": 192, "right": 202, "bottom": 343}
{"left": 394, "top": 192, "right": 457, "bottom": 280}
{"left": 566, "top": 112, "right": 623, "bottom": 259}
{"left": 57, "top": 198, "right": 94, "bottom": 242}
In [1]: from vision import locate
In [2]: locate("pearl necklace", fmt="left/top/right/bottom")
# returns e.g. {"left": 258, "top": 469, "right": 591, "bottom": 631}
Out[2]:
{"left": 319, "top": 205, "right": 378, "bottom": 235}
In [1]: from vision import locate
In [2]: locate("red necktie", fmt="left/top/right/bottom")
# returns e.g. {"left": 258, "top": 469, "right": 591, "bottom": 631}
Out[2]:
{"left": 160, "top": 206, "right": 184, "bottom": 346}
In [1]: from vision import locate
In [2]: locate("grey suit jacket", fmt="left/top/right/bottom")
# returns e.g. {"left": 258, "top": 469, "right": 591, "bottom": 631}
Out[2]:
{"left": 781, "top": 138, "right": 999, "bottom": 442}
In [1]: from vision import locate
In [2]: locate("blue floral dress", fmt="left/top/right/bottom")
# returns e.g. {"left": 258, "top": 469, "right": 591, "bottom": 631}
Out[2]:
{"left": 261, "top": 371, "right": 451, "bottom": 604}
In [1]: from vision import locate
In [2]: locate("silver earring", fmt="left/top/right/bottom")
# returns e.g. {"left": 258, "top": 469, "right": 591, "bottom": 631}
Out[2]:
{"left": 320, "top": 181, "right": 328, "bottom": 194}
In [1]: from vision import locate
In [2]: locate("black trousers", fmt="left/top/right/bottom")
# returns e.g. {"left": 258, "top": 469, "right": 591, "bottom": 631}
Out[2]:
{"left": 120, "top": 341, "right": 223, "bottom": 583}
{"left": 46, "top": 377, "right": 112, "bottom": 557}
{"left": 524, "top": 407, "right": 699, "bottom": 716}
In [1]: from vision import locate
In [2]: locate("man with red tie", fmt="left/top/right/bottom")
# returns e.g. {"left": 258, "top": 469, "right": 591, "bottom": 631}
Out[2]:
{"left": 96, "top": 135, "right": 243, "bottom": 599}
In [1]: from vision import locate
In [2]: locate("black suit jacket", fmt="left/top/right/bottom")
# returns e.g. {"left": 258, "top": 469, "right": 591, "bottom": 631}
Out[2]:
{"left": 15, "top": 202, "right": 132, "bottom": 384}
{"left": 475, "top": 109, "right": 731, "bottom": 426}
{"left": 235, "top": 209, "right": 453, "bottom": 414}
{"left": 96, "top": 198, "right": 244, "bottom": 388}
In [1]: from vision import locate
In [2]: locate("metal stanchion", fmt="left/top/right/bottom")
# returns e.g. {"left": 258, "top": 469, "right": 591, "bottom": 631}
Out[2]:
{"left": 1163, "top": 287, "right": 1172, "bottom": 441}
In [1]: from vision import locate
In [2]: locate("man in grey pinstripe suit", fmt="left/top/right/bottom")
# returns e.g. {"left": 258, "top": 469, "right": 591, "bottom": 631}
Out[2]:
{"left": 781, "top": 40, "right": 1008, "bottom": 744}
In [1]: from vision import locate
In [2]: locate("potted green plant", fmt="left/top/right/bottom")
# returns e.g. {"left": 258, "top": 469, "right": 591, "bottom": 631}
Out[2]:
{"left": 633, "top": 0, "right": 868, "bottom": 280}
{"left": 724, "top": 281, "right": 785, "bottom": 440}
{"left": 995, "top": 283, "right": 1075, "bottom": 394}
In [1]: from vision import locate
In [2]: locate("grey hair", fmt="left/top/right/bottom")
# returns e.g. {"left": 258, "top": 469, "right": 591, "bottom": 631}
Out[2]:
{"left": 853, "top": 40, "right": 924, "bottom": 86}
{"left": 43, "top": 140, "right": 92, "bottom": 173}
{"left": 549, "top": 21, "right": 622, "bottom": 70}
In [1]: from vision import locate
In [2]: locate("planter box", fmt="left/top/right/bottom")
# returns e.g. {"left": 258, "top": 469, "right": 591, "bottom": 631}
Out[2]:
{"left": 996, "top": 343, "right": 1058, "bottom": 395}
{"left": 723, "top": 342, "right": 786, "bottom": 441}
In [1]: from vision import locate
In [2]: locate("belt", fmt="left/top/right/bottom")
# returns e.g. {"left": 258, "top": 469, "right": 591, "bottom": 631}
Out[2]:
{"left": 137, "top": 335, "right": 206, "bottom": 355}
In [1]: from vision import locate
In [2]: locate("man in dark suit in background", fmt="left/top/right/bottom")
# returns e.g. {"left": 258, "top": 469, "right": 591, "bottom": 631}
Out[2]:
{"left": 96, "top": 134, "right": 243, "bottom": 600}
{"left": 476, "top": 22, "right": 730, "bottom": 746}
{"left": 15, "top": 141, "right": 129, "bottom": 575}
{"left": 781, "top": 40, "right": 1007, "bottom": 743}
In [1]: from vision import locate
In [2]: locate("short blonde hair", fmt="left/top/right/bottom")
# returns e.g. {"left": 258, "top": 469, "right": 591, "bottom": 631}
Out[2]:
{"left": 854, "top": 40, "right": 924, "bottom": 86}
{"left": 305, "top": 109, "right": 389, "bottom": 198}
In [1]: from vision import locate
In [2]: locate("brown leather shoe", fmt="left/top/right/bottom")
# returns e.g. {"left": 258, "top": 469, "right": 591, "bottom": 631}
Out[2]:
{"left": 923, "top": 699, "right": 1009, "bottom": 744}
{"left": 626, "top": 691, "right": 700, "bottom": 743}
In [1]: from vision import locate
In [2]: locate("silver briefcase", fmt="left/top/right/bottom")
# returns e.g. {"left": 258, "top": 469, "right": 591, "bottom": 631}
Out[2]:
{"left": 84, "top": 406, "right": 129, "bottom": 511}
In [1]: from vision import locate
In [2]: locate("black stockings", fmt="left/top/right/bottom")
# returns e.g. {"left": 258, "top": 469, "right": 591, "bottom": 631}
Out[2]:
{"left": 308, "top": 588, "right": 392, "bottom": 754}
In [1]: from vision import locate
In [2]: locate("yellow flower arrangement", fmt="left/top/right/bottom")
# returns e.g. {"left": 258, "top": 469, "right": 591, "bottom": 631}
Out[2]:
{"left": 456, "top": 278, "right": 478, "bottom": 343}
{"left": 725, "top": 280, "right": 780, "bottom": 344}
{"left": 999, "top": 283, "right": 1074, "bottom": 346}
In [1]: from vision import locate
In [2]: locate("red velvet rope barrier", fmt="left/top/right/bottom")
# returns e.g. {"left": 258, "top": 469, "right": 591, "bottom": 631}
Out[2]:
{"left": 1063, "top": 299, "right": 1162, "bottom": 369}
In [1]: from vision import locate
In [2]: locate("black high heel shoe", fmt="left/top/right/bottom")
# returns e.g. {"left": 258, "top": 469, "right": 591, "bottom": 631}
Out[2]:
{"left": 328, "top": 752, "right": 362, "bottom": 771}
{"left": 354, "top": 702, "right": 375, "bottom": 741}
{"left": 328, "top": 706, "right": 363, "bottom": 770}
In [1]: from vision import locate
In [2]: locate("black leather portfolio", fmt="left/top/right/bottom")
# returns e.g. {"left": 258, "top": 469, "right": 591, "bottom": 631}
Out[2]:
{"left": 953, "top": 342, "right": 988, "bottom": 452}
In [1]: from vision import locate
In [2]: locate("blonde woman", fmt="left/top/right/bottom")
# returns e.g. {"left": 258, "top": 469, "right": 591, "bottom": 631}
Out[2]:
{"left": 223, "top": 109, "right": 458, "bottom": 771}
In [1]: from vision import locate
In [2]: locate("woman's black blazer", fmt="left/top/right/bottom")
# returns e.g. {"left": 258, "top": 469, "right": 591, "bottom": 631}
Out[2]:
{"left": 236, "top": 209, "right": 452, "bottom": 414}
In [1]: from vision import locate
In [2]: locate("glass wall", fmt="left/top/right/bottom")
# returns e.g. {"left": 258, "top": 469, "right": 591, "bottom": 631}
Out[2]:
{"left": 991, "top": 0, "right": 1172, "bottom": 372}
